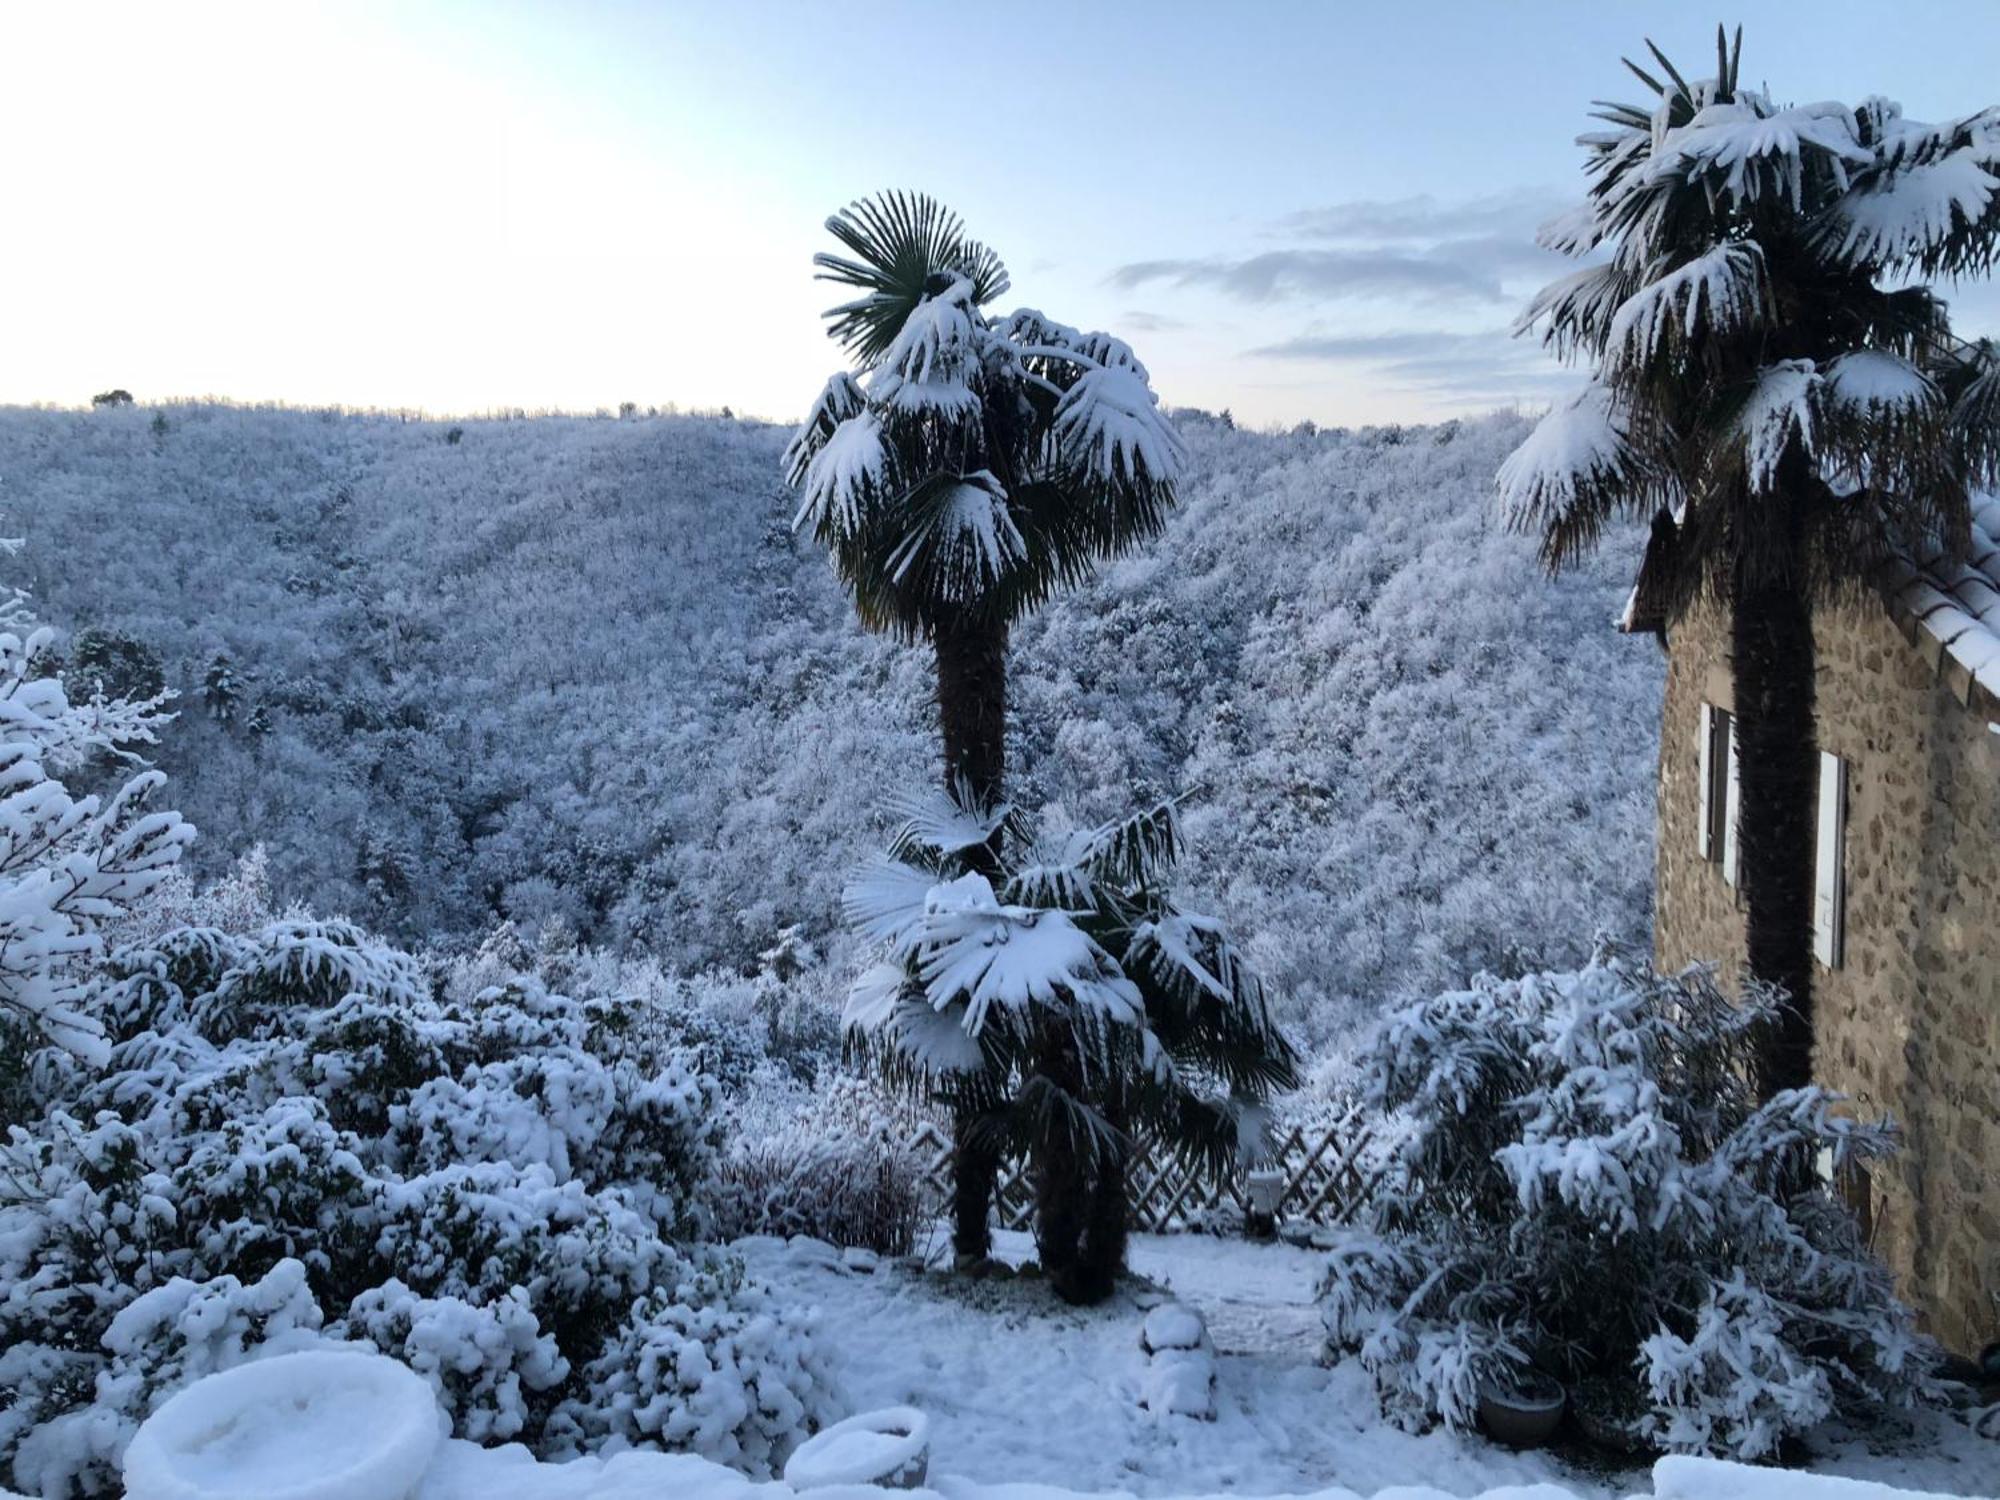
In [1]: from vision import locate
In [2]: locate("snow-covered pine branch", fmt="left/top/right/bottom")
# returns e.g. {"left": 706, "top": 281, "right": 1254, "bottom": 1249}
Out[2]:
{"left": 0, "top": 551, "right": 191, "bottom": 1064}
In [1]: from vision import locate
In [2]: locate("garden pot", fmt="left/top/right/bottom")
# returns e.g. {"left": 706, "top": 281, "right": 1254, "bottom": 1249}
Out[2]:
{"left": 784, "top": 1407, "right": 931, "bottom": 1490}
{"left": 1477, "top": 1374, "right": 1566, "bottom": 1449}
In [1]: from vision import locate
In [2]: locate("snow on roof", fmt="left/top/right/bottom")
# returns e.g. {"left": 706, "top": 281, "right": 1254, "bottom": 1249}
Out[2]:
{"left": 1620, "top": 491, "right": 2000, "bottom": 720}
{"left": 1881, "top": 491, "right": 2000, "bottom": 717}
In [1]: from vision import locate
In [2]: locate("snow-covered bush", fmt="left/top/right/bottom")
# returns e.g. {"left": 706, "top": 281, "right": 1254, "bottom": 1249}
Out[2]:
{"left": 0, "top": 914, "right": 839, "bottom": 1495}
{"left": 1318, "top": 951, "right": 1938, "bottom": 1460}
{"left": 557, "top": 1256, "right": 838, "bottom": 1472}
{"left": 712, "top": 1079, "right": 927, "bottom": 1256}
{"left": 0, "top": 561, "right": 188, "bottom": 1092}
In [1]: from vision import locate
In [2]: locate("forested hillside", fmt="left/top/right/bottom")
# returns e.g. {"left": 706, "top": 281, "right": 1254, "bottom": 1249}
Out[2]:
{"left": 0, "top": 401, "right": 1658, "bottom": 1044}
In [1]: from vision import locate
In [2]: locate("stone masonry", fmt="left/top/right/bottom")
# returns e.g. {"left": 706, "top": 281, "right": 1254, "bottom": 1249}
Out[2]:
{"left": 1654, "top": 591, "right": 2000, "bottom": 1354}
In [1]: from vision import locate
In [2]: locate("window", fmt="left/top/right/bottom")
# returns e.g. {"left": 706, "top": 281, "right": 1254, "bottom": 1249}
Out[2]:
{"left": 1697, "top": 702, "right": 1738, "bottom": 882}
{"left": 1814, "top": 750, "right": 1847, "bottom": 969}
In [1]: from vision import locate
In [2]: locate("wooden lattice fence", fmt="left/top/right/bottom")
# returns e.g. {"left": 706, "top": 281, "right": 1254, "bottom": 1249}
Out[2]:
{"left": 905, "top": 1110, "right": 1386, "bottom": 1235}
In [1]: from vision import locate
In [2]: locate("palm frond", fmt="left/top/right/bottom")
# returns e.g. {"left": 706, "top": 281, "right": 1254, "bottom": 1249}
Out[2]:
{"left": 815, "top": 191, "right": 1011, "bottom": 366}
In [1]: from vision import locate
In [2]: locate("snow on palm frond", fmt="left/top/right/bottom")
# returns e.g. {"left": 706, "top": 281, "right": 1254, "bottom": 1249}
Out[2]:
{"left": 781, "top": 372, "right": 866, "bottom": 487}
{"left": 887, "top": 785, "right": 1013, "bottom": 861}
{"left": 1053, "top": 366, "right": 1187, "bottom": 485}
{"left": 1515, "top": 263, "right": 1636, "bottom": 360}
{"left": 1077, "top": 798, "right": 1182, "bottom": 892}
{"left": 842, "top": 857, "right": 936, "bottom": 957}
{"left": 1733, "top": 360, "right": 1822, "bottom": 494}
{"left": 914, "top": 872, "right": 1141, "bottom": 1035}
{"left": 1535, "top": 201, "right": 1602, "bottom": 257}
{"left": 1814, "top": 146, "right": 2000, "bottom": 272}
{"left": 1497, "top": 382, "right": 1661, "bottom": 561}
{"left": 1823, "top": 350, "right": 1938, "bottom": 418}
{"left": 843, "top": 961, "right": 985, "bottom": 1074}
{"left": 1607, "top": 241, "right": 1769, "bottom": 369}
{"left": 1639, "top": 99, "right": 1869, "bottom": 211}
{"left": 883, "top": 471, "right": 1026, "bottom": 601}
{"left": 814, "top": 191, "right": 1010, "bottom": 366}
{"left": 1127, "top": 909, "right": 1253, "bottom": 1013}
{"left": 1003, "top": 832, "right": 1098, "bottom": 914}
{"left": 793, "top": 410, "right": 888, "bottom": 534}
{"left": 866, "top": 278, "right": 985, "bottom": 420}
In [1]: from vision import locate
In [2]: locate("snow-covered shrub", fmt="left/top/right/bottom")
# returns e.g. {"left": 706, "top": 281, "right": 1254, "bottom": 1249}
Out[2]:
{"left": 558, "top": 1255, "right": 838, "bottom": 1475}
{"left": 0, "top": 565, "right": 188, "bottom": 1089}
{"left": 712, "top": 1082, "right": 926, "bottom": 1256}
{"left": 3, "top": 1258, "right": 323, "bottom": 1499}
{"left": 341, "top": 1281, "right": 566, "bottom": 1444}
{"left": 0, "top": 911, "right": 837, "bottom": 1496}
{"left": 1318, "top": 951, "right": 1938, "bottom": 1460}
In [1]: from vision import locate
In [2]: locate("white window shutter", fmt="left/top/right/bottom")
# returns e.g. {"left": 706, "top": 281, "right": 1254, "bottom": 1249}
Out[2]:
{"left": 1697, "top": 704, "right": 1715, "bottom": 861}
{"left": 1721, "top": 717, "right": 1741, "bottom": 888}
{"left": 1814, "top": 751, "right": 1846, "bottom": 969}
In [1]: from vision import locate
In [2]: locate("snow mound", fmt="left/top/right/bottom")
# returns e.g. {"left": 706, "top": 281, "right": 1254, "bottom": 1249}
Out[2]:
{"left": 1137, "top": 1303, "right": 1216, "bottom": 1420}
{"left": 784, "top": 1408, "right": 931, "bottom": 1490}
{"left": 123, "top": 1349, "right": 442, "bottom": 1500}
{"left": 1652, "top": 1456, "right": 1970, "bottom": 1500}
{"left": 1139, "top": 1303, "right": 1207, "bottom": 1354}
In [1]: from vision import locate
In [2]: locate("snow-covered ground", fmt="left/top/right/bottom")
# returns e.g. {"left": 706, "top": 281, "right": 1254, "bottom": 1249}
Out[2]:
{"left": 732, "top": 1232, "right": 1997, "bottom": 1500}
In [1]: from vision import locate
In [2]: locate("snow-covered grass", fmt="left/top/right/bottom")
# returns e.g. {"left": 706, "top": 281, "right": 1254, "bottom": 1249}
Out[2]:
{"left": 727, "top": 1233, "right": 1997, "bottom": 1500}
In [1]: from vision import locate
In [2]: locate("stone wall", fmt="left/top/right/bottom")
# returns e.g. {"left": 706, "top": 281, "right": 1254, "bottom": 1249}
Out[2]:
{"left": 1655, "top": 592, "right": 2000, "bottom": 1354}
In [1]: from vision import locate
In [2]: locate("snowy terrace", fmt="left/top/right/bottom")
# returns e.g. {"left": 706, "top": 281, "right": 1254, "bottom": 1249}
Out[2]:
{"left": 83, "top": 1231, "right": 1997, "bottom": 1500}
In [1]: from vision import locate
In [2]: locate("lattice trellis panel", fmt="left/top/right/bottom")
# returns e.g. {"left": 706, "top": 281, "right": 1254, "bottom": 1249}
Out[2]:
{"left": 905, "top": 1111, "right": 1385, "bottom": 1235}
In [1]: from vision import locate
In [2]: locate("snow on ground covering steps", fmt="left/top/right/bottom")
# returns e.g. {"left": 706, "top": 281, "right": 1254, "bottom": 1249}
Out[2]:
{"left": 104, "top": 1345, "right": 1981, "bottom": 1500}
{"left": 732, "top": 1233, "right": 1994, "bottom": 1500}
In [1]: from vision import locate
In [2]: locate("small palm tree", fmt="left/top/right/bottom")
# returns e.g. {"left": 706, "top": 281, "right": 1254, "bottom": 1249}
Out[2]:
{"left": 845, "top": 791, "right": 1298, "bottom": 1303}
{"left": 1499, "top": 28, "right": 2000, "bottom": 1096}
{"left": 786, "top": 193, "right": 1186, "bottom": 1258}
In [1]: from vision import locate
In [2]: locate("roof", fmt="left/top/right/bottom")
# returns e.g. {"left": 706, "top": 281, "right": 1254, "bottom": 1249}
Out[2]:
{"left": 1619, "top": 494, "right": 2000, "bottom": 722}
{"left": 1881, "top": 492, "right": 2000, "bottom": 720}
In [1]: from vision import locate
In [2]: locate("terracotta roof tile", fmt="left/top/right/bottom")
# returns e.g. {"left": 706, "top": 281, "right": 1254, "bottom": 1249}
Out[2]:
{"left": 1891, "top": 492, "right": 2000, "bottom": 718}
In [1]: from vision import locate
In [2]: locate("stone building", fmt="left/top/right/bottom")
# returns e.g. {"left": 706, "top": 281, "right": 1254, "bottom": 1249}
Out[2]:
{"left": 1637, "top": 495, "right": 2000, "bottom": 1355}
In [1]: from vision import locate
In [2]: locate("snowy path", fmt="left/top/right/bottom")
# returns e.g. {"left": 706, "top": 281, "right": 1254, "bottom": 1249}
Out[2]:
{"left": 736, "top": 1232, "right": 1997, "bottom": 1500}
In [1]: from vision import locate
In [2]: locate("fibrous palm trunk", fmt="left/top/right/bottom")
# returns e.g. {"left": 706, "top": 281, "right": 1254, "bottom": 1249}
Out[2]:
{"left": 1073, "top": 1092, "right": 1130, "bottom": 1305}
{"left": 1731, "top": 563, "right": 1818, "bottom": 1101}
{"left": 935, "top": 613, "right": 1009, "bottom": 1262}
{"left": 1030, "top": 1028, "right": 1091, "bottom": 1300}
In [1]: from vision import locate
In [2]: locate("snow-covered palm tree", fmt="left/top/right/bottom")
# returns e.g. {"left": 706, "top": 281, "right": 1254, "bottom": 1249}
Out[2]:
{"left": 844, "top": 791, "right": 1297, "bottom": 1303}
{"left": 786, "top": 193, "right": 1186, "bottom": 1257}
{"left": 1499, "top": 29, "right": 2000, "bottom": 1095}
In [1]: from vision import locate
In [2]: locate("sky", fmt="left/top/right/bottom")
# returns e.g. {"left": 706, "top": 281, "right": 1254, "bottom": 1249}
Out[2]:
{"left": 7, "top": 0, "right": 2000, "bottom": 428}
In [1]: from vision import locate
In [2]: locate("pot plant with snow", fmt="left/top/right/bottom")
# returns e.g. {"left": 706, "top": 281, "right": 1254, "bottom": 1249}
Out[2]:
{"left": 1318, "top": 950, "right": 1939, "bottom": 1461}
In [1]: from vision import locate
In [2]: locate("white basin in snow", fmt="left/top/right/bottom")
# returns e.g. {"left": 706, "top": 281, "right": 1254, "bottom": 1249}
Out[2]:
{"left": 123, "top": 1349, "right": 442, "bottom": 1500}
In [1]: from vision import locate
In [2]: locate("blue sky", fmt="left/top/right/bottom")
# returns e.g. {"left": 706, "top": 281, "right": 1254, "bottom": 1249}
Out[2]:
{"left": 8, "top": 0, "right": 2000, "bottom": 425}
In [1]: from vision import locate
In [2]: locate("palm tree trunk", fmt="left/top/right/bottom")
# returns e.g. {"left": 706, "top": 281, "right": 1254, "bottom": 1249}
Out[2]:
{"left": 936, "top": 613, "right": 1009, "bottom": 1261}
{"left": 935, "top": 614, "right": 1008, "bottom": 863}
{"left": 1074, "top": 1093, "right": 1129, "bottom": 1305}
{"left": 1031, "top": 1052, "right": 1090, "bottom": 1301}
{"left": 950, "top": 1108, "right": 1001, "bottom": 1265}
{"left": 1731, "top": 576, "right": 1818, "bottom": 1099}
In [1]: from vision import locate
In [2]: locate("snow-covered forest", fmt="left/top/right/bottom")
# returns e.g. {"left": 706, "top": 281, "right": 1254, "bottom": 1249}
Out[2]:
{"left": 11, "top": 9, "right": 2000, "bottom": 1498}
{"left": 0, "top": 400, "right": 1656, "bottom": 1048}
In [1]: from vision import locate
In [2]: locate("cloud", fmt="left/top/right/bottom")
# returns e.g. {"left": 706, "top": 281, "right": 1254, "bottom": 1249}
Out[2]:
{"left": 1272, "top": 191, "right": 1567, "bottom": 245}
{"left": 1117, "top": 309, "right": 1188, "bottom": 334}
{"left": 1110, "top": 248, "right": 1510, "bottom": 306}
{"left": 1247, "top": 327, "right": 1580, "bottom": 409}
{"left": 1108, "top": 191, "right": 1571, "bottom": 311}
